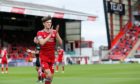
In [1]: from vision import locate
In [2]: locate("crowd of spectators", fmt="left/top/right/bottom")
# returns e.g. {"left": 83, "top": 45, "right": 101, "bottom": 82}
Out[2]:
{"left": 109, "top": 25, "right": 140, "bottom": 60}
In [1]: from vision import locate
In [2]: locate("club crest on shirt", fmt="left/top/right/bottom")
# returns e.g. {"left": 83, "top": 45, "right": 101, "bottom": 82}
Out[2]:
{"left": 52, "top": 34, "right": 55, "bottom": 37}
{"left": 43, "top": 35, "right": 47, "bottom": 38}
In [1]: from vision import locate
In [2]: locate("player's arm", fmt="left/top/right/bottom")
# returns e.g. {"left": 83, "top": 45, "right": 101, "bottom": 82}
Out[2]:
{"left": 55, "top": 25, "right": 62, "bottom": 45}
{"left": 37, "top": 30, "right": 53, "bottom": 46}
{"left": 1, "top": 50, "right": 4, "bottom": 57}
{"left": 56, "top": 25, "right": 59, "bottom": 32}
{"left": 56, "top": 32, "right": 62, "bottom": 45}
{"left": 6, "top": 54, "right": 8, "bottom": 59}
{"left": 62, "top": 50, "right": 64, "bottom": 61}
{"left": 27, "top": 49, "right": 39, "bottom": 54}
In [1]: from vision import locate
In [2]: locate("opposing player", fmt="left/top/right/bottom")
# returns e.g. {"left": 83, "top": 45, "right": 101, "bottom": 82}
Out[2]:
{"left": 36, "top": 15, "right": 62, "bottom": 84}
{"left": 55, "top": 46, "right": 64, "bottom": 73}
{"left": 27, "top": 37, "right": 45, "bottom": 82}
{"left": 1, "top": 46, "right": 8, "bottom": 74}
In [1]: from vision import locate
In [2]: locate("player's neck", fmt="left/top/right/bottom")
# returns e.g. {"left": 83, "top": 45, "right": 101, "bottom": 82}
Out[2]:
{"left": 44, "top": 28, "right": 51, "bottom": 32}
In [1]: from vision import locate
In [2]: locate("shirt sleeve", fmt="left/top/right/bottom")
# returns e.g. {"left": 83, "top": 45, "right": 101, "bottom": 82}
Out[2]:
{"left": 37, "top": 31, "right": 43, "bottom": 39}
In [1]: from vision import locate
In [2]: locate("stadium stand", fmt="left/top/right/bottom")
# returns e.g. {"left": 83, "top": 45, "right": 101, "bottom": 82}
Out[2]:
{"left": 134, "top": 44, "right": 140, "bottom": 58}
{"left": 108, "top": 25, "right": 140, "bottom": 60}
{"left": 1, "top": 30, "right": 36, "bottom": 65}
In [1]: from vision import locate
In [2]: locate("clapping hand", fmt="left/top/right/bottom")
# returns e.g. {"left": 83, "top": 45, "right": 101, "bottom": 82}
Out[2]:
{"left": 56, "top": 25, "right": 59, "bottom": 32}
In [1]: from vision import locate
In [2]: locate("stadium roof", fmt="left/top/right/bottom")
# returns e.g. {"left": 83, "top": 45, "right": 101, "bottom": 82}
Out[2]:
{"left": 0, "top": 0, "right": 97, "bottom": 21}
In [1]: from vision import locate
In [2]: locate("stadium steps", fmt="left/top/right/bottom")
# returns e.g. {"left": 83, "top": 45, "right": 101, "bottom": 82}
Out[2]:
{"left": 111, "top": 21, "right": 132, "bottom": 48}
{"left": 127, "top": 38, "right": 140, "bottom": 57}
{"left": 101, "top": 21, "right": 133, "bottom": 60}
{"left": 106, "top": 25, "right": 139, "bottom": 60}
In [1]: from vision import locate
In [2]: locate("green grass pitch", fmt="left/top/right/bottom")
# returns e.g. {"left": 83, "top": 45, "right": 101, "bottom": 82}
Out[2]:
{"left": 0, "top": 64, "right": 140, "bottom": 84}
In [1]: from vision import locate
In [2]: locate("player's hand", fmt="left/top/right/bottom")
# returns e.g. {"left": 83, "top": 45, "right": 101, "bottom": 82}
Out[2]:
{"left": 49, "top": 28, "right": 55, "bottom": 37}
{"left": 50, "top": 29, "right": 53, "bottom": 35}
{"left": 56, "top": 25, "right": 59, "bottom": 32}
{"left": 34, "top": 37, "right": 39, "bottom": 44}
{"left": 26, "top": 49, "right": 31, "bottom": 52}
{"left": 50, "top": 25, "right": 53, "bottom": 33}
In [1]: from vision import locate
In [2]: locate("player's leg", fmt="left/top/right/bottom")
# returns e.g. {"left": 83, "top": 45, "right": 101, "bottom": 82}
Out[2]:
{"left": 61, "top": 61, "right": 64, "bottom": 73}
{"left": 44, "top": 69, "right": 52, "bottom": 84}
{"left": 42, "top": 62, "right": 54, "bottom": 84}
{"left": 36, "top": 59, "right": 43, "bottom": 82}
{"left": 36, "top": 66, "right": 42, "bottom": 82}
{"left": 55, "top": 62, "right": 59, "bottom": 72}
{"left": 37, "top": 61, "right": 46, "bottom": 82}
{"left": 5, "top": 60, "right": 8, "bottom": 73}
{"left": 1, "top": 59, "right": 5, "bottom": 74}
{"left": 1, "top": 64, "right": 4, "bottom": 74}
{"left": 5, "top": 63, "right": 8, "bottom": 73}
{"left": 41, "top": 70, "right": 46, "bottom": 82}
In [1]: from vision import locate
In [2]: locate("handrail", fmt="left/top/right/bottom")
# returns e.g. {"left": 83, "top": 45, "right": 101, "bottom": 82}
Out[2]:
{"left": 111, "top": 21, "right": 132, "bottom": 48}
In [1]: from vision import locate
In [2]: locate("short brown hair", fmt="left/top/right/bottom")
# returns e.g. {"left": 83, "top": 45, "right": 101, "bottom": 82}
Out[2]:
{"left": 41, "top": 15, "right": 52, "bottom": 23}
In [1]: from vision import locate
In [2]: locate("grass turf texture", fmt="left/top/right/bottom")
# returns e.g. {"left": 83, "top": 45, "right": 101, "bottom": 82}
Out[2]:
{"left": 0, "top": 64, "right": 140, "bottom": 84}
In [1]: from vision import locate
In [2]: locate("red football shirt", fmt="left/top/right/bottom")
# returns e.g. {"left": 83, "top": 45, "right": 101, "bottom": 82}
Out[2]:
{"left": 37, "top": 29, "right": 57, "bottom": 63}
{"left": 57, "top": 49, "right": 64, "bottom": 62}
{"left": 1, "top": 49, "right": 7, "bottom": 60}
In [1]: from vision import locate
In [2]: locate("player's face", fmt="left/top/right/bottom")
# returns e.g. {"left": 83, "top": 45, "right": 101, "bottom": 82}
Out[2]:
{"left": 43, "top": 20, "right": 52, "bottom": 29}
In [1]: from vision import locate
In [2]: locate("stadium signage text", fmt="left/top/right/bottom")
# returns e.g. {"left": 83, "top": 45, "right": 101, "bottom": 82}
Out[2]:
{"left": 107, "top": 1, "right": 125, "bottom": 15}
